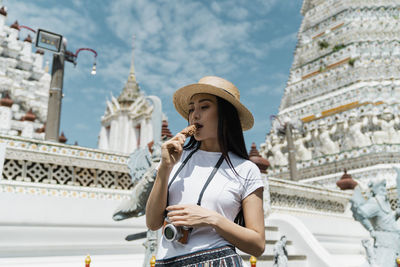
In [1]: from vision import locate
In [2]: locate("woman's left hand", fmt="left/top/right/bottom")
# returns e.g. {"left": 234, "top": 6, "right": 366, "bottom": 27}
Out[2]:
{"left": 166, "top": 204, "right": 220, "bottom": 228}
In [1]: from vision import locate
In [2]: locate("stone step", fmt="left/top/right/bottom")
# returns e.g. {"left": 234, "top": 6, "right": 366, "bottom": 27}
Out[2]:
{"left": 265, "top": 226, "right": 279, "bottom": 232}
{"left": 265, "top": 229, "right": 282, "bottom": 240}
{"left": 332, "top": 254, "right": 366, "bottom": 267}
{"left": 265, "top": 240, "right": 298, "bottom": 255}
{"left": 320, "top": 241, "right": 364, "bottom": 255}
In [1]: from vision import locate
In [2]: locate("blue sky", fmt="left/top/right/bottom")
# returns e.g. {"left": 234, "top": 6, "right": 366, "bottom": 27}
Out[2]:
{"left": 4, "top": 0, "right": 303, "bottom": 152}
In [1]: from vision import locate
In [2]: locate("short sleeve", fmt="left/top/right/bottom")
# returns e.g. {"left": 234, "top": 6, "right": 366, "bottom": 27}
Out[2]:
{"left": 241, "top": 162, "right": 265, "bottom": 200}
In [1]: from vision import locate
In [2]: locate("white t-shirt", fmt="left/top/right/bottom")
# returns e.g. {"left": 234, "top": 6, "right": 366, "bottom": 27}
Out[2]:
{"left": 156, "top": 148, "right": 265, "bottom": 259}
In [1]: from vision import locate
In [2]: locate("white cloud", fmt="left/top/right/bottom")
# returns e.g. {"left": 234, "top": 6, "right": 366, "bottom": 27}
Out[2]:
{"left": 5, "top": 2, "right": 98, "bottom": 42}
{"left": 72, "top": 0, "right": 84, "bottom": 8}
{"left": 249, "top": 72, "right": 288, "bottom": 96}
{"left": 74, "top": 122, "right": 90, "bottom": 130}
{"left": 103, "top": 0, "right": 275, "bottom": 100}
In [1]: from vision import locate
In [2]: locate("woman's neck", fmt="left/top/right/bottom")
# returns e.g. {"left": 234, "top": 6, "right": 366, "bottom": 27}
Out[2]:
{"left": 199, "top": 139, "right": 221, "bottom": 152}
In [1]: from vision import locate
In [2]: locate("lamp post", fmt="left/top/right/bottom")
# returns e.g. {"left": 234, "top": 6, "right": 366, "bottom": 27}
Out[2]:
{"left": 30, "top": 28, "right": 97, "bottom": 142}
{"left": 285, "top": 121, "right": 298, "bottom": 181}
{"left": 45, "top": 44, "right": 65, "bottom": 142}
{"left": 271, "top": 115, "right": 301, "bottom": 181}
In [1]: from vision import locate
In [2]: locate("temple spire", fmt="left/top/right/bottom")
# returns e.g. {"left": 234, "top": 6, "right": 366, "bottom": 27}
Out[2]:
{"left": 128, "top": 35, "right": 136, "bottom": 83}
{"left": 118, "top": 34, "right": 140, "bottom": 105}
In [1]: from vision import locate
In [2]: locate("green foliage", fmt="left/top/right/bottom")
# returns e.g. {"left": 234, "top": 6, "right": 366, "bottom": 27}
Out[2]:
{"left": 318, "top": 40, "right": 329, "bottom": 49}
{"left": 333, "top": 44, "right": 345, "bottom": 52}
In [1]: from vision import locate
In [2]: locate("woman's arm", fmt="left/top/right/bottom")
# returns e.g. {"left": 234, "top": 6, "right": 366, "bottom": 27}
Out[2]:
{"left": 145, "top": 164, "right": 172, "bottom": 230}
{"left": 145, "top": 133, "right": 187, "bottom": 230}
{"left": 214, "top": 187, "right": 265, "bottom": 256}
{"left": 167, "top": 187, "right": 265, "bottom": 257}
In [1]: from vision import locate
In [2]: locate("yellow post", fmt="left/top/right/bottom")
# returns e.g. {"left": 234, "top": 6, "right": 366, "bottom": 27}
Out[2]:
{"left": 396, "top": 257, "right": 400, "bottom": 267}
{"left": 250, "top": 256, "right": 257, "bottom": 267}
{"left": 150, "top": 255, "right": 156, "bottom": 267}
{"left": 85, "top": 255, "right": 91, "bottom": 267}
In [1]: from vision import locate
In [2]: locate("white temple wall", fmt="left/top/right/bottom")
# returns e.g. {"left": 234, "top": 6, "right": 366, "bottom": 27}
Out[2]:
{"left": 127, "top": 120, "right": 137, "bottom": 152}
{"left": 139, "top": 118, "right": 147, "bottom": 148}
{"left": 120, "top": 116, "right": 127, "bottom": 153}
{"left": 109, "top": 119, "right": 119, "bottom": 152}
{"left": 0, "top": 106, "right": 11, "bottom": 131}
{"left": 146, "top": 118, "right": 153, "bottom": 145}
{"left": 117, "top": 114, "right": 128, "bottom": 153}
{"left": 0, "top": 14, "right": 5, "bottom": 32}
{"left": 0, "top": 186, "right": 147, "bottom": 258}
{"left": 98, "top": 126, "right": 109, "bottom": 150}
{"left": 21, "top": 121, "right": 34, "bottom": 138}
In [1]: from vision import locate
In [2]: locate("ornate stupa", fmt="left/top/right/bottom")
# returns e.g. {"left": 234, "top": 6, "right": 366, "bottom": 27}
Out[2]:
{"left": 0, "top": 9, "right": 50, "bottom": 140}
{"left": 98, "top": 37, "right": 162, "bottom": 154}
{"left": 260, "top": 1, "right": 400, "bottom": 189}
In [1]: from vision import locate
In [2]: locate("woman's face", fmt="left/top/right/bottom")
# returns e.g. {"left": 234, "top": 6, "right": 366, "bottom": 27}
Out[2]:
{"left": 188, "top": 93, "right": 218, "bottom": 141}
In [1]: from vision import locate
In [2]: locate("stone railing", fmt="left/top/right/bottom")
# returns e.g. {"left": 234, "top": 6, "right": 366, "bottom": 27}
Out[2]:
{"left": 287, "top": 58, "right": 400, "bottom": 107}
{"left": 0, "top": 134, "right": 133, "bottom": 190}
{"left": 291, "top": 40, "right": 400, "bottom": 85}
{"left": 302, "top": 0, "right": 345, "bottom": 28}
{"left": 295, "top": 21, "right": 400, "bottom": 67}
{"left": 302, "top": 6, "right": 399, "bottom": 45}
{"left": 280, "top": 79, "right": 400, "bottom": 122}
{"left": 268, "top": 144, "right": 400, "bottom": 181}
{"left": 303, "top": 0, "right": 400, "bottom": 33}
{"left": 268, "top": 174, "right": 398, "bottom": 215}
{"left": 268, "top": 177, "right": 351, "bottom": 215}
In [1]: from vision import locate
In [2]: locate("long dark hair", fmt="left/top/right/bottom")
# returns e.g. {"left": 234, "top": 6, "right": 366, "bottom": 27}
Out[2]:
{"left": 183, "top": 96, "right": 249, "bottom": 175}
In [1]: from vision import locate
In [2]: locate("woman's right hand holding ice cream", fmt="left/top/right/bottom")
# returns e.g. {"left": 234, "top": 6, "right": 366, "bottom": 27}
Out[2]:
{"left": 160, "top": 125, "right": 196, "bottom": 170}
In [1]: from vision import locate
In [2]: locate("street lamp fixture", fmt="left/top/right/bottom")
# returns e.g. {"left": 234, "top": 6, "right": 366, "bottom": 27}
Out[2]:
{"left": 64, "top": 47, "right": 98, "bottom": 75}
{"left": 18, "top": 26, "right": 98, "bottom": 142}
{"left": 18, "top": 25, "right": 36, "bottom": 34}
{"left": 35, "top": 28, "right": 63, "bottom": 53}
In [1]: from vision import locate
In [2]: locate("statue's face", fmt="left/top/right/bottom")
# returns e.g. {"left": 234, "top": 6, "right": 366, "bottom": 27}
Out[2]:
{"left": 382, "top": 113, "right": 393, "bottom": 121}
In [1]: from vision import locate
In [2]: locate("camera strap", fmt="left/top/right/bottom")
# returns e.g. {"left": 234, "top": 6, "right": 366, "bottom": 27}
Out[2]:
{"left": 167, "top": 147, "right": 199, "bottom": 191}
{"left": 165, "top": 149, "right": 244, "bottom": 229}
{"left": 197, "top": 155, "right": 224, "bottom": 206}
{"left": 166, "top": 148, "right": 224, "bottom": 207}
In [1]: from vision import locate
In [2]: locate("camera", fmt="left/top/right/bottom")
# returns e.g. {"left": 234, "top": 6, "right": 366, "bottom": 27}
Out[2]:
{"left": 162, "top": 217, "right": 191, "bottom": 244}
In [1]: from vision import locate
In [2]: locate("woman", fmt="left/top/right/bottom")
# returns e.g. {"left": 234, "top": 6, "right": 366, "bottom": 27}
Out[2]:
{"left": 146, "top": 76, "right": 265, "bottom": 266}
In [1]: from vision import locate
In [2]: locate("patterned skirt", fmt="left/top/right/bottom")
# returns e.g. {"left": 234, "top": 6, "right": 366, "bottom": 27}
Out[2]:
{"left": 155, "top": 245, "right": 243, "bottom": 267}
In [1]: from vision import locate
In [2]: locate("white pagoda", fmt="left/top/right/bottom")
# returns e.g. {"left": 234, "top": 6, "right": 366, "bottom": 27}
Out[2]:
{"left": 98, "top": 40, "right": 156, "bottom": 154}
{"left": 261, "top": 0, "right": 400, "bottom": 190}
{"left": 0, "top": 8, "right": 50, "bottom": 141}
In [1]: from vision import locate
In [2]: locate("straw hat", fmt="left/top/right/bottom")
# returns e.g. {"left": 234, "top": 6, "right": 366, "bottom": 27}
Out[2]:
{"left": 173, "top": 76, "right": 254, "bottom": 131}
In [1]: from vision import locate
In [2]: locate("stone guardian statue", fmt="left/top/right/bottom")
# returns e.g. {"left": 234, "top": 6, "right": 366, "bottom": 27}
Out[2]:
{"left": 273, "top": 236, "right": 289, "bottom": 267}
{"left": 350, "top": 168, "right": 400, "bottom": 267}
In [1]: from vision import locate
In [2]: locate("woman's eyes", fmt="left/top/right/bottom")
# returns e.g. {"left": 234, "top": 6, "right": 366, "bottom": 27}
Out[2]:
{"left": 188, "top": 106, "right": 209, "bottom": 113}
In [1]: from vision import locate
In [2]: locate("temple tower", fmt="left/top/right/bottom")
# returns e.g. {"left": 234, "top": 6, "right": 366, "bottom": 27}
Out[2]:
{"left": 261, "top": 0, "right": 400, "bottom": 188}
{"left": 98, "top": 37, "right": 156, "bottom": 154}
{"left": 0, "top": 7, "right": 50, "bottom": 141}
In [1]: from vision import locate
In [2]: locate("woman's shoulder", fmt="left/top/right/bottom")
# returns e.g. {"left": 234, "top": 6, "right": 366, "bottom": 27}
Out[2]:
{"left": 228, "top": 152, "right": 261, "bottom": 176}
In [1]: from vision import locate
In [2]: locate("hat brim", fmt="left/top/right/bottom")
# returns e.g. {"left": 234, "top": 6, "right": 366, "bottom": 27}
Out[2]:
{"left": 173, "top": 83, "right": 254, "bottom": 131}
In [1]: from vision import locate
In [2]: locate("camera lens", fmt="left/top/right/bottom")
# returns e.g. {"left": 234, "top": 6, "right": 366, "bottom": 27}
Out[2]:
{"left": 164, "top": 225, "right": 175, "bottom": 240}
